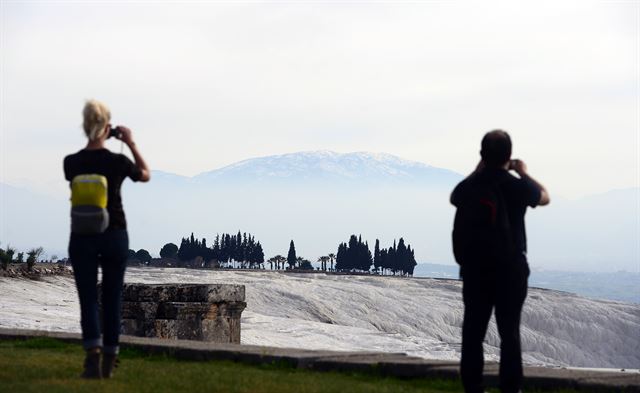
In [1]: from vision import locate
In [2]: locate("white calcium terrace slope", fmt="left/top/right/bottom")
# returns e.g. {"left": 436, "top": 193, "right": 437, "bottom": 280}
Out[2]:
{"left": 0, "top": 268, "right": 638, "bottom": 369}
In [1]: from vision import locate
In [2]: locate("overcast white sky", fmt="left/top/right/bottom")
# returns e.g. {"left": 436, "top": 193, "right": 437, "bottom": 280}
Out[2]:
{"left": 1, "top": 0, "right": 638, "bottom": 199}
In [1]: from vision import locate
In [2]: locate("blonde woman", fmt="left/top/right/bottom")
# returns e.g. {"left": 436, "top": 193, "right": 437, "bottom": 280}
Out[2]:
{"left": 63, "top": 99, "right": 150, "bottom": 378}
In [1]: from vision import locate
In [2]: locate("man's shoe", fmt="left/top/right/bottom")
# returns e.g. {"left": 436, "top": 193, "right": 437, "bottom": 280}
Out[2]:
{"left": 80, "top": 348, "right": 102, "bottom": 379}
{"left": 101, "top": 353, "right": 119, "bottom": 379}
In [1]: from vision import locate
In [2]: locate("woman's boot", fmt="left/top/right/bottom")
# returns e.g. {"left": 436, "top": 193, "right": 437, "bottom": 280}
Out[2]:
{"left": 102, "top": 353, "right": 119, "bottom": 378}
{"left": 80, "top": 347, "right": 102, "bottom": 379}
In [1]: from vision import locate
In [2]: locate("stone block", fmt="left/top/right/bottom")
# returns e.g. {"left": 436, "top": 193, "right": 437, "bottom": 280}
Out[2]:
{"left": 121, "top": 283, "right": 245, "bottom": 303}
{"left": 99, "top": 283, "right": 246, "bottom": 344}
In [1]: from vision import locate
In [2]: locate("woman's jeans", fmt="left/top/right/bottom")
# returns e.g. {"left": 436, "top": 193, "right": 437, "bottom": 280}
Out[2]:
{"left": 69, "top": 229, "right": 128, "bottom": 354}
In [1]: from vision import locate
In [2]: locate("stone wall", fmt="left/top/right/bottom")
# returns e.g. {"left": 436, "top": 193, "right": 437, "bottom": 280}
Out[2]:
{"left": 100, "top": 283, "right": 246, "bottom": 344}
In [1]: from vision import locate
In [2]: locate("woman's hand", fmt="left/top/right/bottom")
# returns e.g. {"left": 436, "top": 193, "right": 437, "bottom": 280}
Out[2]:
{"left": 114, "top": 125, "right": 150, "bottom": 182}
{"left": 115, "top": 126, "right": 134, "bottom": 146}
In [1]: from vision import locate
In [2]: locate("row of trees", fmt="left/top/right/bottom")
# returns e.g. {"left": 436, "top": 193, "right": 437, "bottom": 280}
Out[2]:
{"left": 374, "top": 238, "right": 417, "bottom": 276}
{"left": 0, "top": 244, "right": 45, "bottom": 271}
{"left": 334, "top": 235, "right": 417, "bottom": 276}
{"left": 155, "top": 232, "right": 265, "bottom": 269}
{"left": 1, "top": 234, "right": 416, "bottom": 275}
{"left": 128, "top": 234, "right": 417, "bottom": 276}
{"left": 131, "top": 237, "right": 302, "bottom": 270}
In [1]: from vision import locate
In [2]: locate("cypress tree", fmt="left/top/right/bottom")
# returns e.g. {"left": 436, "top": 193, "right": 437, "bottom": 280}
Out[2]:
{"left": 287, "top": 240, "right": 297, "bottom": 269}
{"left": 335, "top": 243, "right": 346, "bottom": 270}
{"left": 364, "top": 241, "right": 373, "bottom": 271}
{"left": 397, "top": 238, "right": 407, "bottom": 276}
{"left": 213, "top": 234, "right": 220, "bottom": 261}
{"left": 224, "top": 234, "right": 231, "bottom": 264}
{"left": 380, "top": 248, "right": 388, "bottom": 275}
{"left": 236, "top": 231, "right": 243, "bottom": 264}
{"left": 389, "top": 240, "right": 397, "bottom": 275}
{"left": 347, "top": 235, "right": 358, "bottom": 270}
{"left": 242, "top": 232, "right": 248, "bottom": 265}
{"left": 200, "top": 238, "right": 207, "bottom": 259}
{"left": 374, "top": 239, "right": 381, "bottom": 273}
{"left": 178, "top": 237, "right": 188, "bottom": 261}
{"left": 254, "top": 242, "right": 265, "bottom": 268}
{"left": 406, "top": 245, "right": 417, "bottom": 276}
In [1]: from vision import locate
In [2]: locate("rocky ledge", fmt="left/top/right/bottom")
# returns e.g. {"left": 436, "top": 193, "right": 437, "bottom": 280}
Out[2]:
{"left": 0, "top": 264, "right": 73, "bottom": 279}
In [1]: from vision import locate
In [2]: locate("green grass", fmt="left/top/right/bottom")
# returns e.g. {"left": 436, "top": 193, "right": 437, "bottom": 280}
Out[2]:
{"left": 0, "top": 338, "right": 587, "bottom": 393}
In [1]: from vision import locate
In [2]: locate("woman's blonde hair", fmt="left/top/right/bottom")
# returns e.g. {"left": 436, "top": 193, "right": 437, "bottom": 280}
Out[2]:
{"left": 82, "top": 99, "right": 111, "bottom": 141}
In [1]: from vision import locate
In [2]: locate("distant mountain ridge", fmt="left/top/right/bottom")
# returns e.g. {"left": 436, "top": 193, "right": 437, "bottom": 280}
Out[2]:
{"left": 190, "top": 151, "right": 462, "bottom": 187}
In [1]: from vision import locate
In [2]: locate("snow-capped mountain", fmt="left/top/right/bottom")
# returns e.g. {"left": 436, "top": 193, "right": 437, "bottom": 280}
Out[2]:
{"left": 193, "top": 151, "right": 461, "bottom": 187}
{"left": 116, "top": 151, "right": 464, "bottom": 265}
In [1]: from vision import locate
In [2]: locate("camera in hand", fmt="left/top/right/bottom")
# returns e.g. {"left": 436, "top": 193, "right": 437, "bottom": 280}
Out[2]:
{"left": 108, "top": 127, "right": 122, "bottom": 139}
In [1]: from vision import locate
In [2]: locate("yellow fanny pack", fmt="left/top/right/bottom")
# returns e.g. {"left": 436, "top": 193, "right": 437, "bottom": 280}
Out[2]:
{"left": 70, "top": 174, "right": 109, "bottom": 234}
{"left": 71, "top": 174, "right": 108, "bottom": 208}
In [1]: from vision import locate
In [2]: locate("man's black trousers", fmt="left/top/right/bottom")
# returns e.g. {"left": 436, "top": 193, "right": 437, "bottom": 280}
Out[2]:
{"left": 460, "top": 264, "right": 529, "bottom": 393}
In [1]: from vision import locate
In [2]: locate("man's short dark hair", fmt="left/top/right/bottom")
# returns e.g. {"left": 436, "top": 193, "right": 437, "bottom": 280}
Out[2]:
{"left": 481, "top": 130, "right": 512, "bottom": 167}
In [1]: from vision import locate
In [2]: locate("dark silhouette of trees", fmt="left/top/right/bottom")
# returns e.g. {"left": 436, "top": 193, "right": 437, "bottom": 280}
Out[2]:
{"left": 377, "top": 238, "right": 417, "bottom": 276}
{"left": 334, "top": 235, "right": 417, "bottom": 276}
{"left": 159, "top": 243, "right": 178, "bottom": 259}
{"left": 176, "top": 232, "right": 264, "bottom": 268}
{"left": 335, "top": 235, "right": 372, "bottom": 272}
{"left": 178, "top": 234, "right": 204, "bottom": 262}
{"left": 135, "top": 249, "right": 152, "bottom": 264}
{"left": 124, "top": 231, "right": 416, "bottom": 275}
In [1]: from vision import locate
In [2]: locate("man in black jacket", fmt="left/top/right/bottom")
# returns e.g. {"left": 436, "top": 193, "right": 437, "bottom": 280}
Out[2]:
{"left": 450, "top": 130, "right": 550, "bottom": 393}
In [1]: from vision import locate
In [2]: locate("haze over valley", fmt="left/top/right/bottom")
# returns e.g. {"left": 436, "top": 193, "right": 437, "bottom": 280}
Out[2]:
{"left": 1, "top": 151, "right": 637, "bottom": 275}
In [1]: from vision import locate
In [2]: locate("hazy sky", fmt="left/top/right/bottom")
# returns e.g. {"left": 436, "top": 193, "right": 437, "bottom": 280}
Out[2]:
{"left": 1, "top": 0, "right": 638, "bottom": 199}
